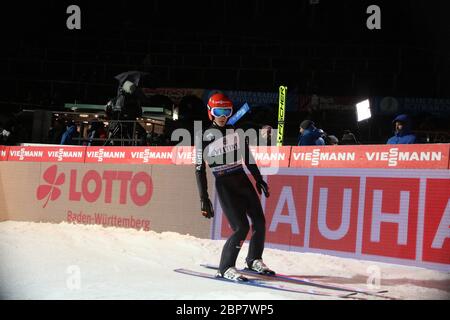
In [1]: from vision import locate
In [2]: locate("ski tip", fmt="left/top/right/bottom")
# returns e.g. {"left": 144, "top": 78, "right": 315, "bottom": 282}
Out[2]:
{"left": 344, "top": 292, "right": 358, "bottom": 297}
{"left": 238, "top": 276, "right": 250, "bottom": 282}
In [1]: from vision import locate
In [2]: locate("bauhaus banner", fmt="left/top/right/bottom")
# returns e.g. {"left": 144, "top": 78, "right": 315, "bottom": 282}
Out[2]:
{"left": 212, "top": 168, "right": 450, "bottom": 272}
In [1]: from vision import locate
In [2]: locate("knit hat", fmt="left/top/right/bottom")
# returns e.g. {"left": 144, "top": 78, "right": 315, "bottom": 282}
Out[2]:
{"left": 300, "top": 120, "right": 314, "bottom": 130}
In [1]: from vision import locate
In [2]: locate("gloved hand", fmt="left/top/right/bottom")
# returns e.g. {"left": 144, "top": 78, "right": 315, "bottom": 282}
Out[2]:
{"left": 200, "top": 198, "right": 214, "bottom": 219}
{"left": 256, "top": 179, "right": 270, "bottom": 198}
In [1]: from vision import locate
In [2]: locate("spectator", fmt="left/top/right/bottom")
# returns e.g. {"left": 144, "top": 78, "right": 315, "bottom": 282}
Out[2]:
{"left": 341, "top": 130, "right": 359, "bottom": 145}
{"left": 326, "top": 135, "right": 339, "bottom": 145}
{"left": 298, "top": 120, "right": 325, "bottom": 146}
{"left": 60, "top": 120, "right": 79, "bottom": 145}
{"left": 86, "top": 121, "right": 107, "bottom": 146}
{"left": 387, "top": 114, "right": 416, "bottom": 145}
{"left": 48, "top": 118, "right": 66, "bottom": 144}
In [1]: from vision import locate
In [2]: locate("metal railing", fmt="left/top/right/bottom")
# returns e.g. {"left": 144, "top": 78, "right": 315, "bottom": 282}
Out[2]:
{"left": 71, "top": 120, "right": 153, "bottom": 146}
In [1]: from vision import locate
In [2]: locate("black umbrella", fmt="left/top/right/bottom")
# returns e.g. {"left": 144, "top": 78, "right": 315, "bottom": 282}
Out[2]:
{"left": 114, "top": 71, "right": 148, "bottom": 93}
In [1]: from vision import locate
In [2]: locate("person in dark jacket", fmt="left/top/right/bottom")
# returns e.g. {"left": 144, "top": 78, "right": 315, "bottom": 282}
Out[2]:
{"left": 386, "top": 114, "right": 416, "bottom": 145}
{"left": 195, "top": 93, "right": 274, "bottom": 282}
{"left": 297, "top": 120, "right": 325, "bottom": 146}
{"left": 48, "top": 118, "right": 66, "bottom": 144}
{"left": 86, "top": 121, "right": 107, "bottom": 146}
{"left": 341, "top": 130, "right": 359, "bottom": 145}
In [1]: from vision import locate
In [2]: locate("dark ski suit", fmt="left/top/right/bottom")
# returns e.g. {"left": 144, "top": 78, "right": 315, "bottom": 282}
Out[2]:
{"left": 195, "top": 123, "right": 266, "bottom": 275}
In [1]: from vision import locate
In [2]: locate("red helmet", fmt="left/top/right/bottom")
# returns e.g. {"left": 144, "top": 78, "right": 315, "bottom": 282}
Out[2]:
{"left": 207, "top": 93, "right": 233, "bottom": 120}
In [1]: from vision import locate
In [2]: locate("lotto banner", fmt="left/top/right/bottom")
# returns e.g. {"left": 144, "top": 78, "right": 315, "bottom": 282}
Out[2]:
{"left": 212, "top": 168, "right": 450, "bottom": 271}
{"left": 0, "top": 161, "right": 213, "bottom": 238}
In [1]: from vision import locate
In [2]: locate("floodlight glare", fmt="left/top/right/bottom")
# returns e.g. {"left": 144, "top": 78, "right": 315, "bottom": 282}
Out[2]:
{"left": 356, "top": 99, "right": 372, "bottom": 122}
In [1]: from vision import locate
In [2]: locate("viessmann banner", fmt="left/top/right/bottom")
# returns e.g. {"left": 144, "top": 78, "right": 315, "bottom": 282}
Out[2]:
{"left": 0, "top": 146, "right": 9, "bottom": 161}
{"left": 3, "top": 144, "right": 450, "bottom": 169}
{"left": 290, "top": 144, "right": 450, "bottom": 169}
{"left": 5, "top": 146, "right": 195, "bottom": 165}
{"left": 3, "top": 146, "right": 294, "bottom": 167}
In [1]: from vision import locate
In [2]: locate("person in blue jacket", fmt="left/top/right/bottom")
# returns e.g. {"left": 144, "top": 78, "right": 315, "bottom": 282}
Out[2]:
{"left": 60, "top": 120, "right": 79, "bottom": 145}
{"left": 297, "top": 120, "right": 325, "bottom": 146}
{"left": 386, "top": 114, "right": 416, "bottom": 145}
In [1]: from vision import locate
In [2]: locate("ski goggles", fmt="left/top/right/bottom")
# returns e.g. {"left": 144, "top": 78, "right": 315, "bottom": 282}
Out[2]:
{"left": 209, "top": 107, "right": 233, "bottom": 118}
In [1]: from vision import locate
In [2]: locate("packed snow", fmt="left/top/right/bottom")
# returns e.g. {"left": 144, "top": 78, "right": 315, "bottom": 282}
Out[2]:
{"left": 0, "top": 221, "right": 448, "bottom": 300}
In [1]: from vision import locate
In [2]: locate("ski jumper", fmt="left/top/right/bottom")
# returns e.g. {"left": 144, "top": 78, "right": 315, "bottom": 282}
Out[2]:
{"left": 195, "top": 123, "right": 266, "bottom": 275}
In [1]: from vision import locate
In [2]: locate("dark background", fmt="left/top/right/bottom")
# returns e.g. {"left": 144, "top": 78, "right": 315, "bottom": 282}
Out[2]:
{"left": 0, "top": 0, "right": 449, "bottom": 144}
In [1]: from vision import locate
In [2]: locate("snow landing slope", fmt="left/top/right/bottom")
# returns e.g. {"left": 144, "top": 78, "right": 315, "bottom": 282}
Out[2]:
{"left": 0, "top": 221, "right": 448, "bottom": 300}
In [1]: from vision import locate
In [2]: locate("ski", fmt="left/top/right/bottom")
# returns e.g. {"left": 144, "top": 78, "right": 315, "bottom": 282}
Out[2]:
{"left": 200, "top": 264, "right": 397, "bottom": 300}
{"left": 276, "top": 86, "right": 287, "bottom": 147}
{"left": 174, "top": 268, "right": 364, "bottom": 299}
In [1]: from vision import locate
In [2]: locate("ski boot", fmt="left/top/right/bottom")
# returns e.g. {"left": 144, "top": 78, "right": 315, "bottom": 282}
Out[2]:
{"left": 216, "top": 267, "right": 249, "bottom": 282}
{"left": 247, "top": 259, "right": 276, "bottom": 276}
